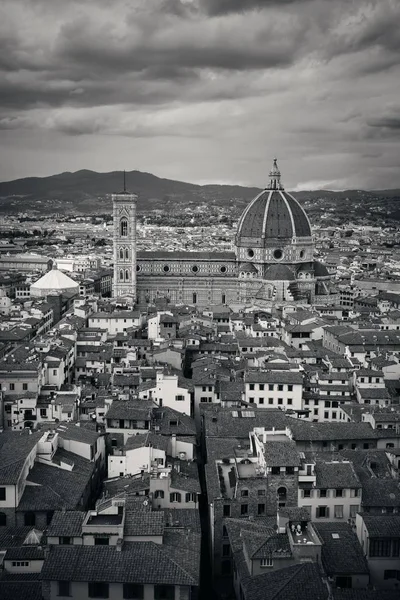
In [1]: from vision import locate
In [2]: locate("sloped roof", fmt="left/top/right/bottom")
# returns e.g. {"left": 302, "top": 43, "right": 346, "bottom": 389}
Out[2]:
{"left": 31, "top": 268, "right": 78, "bottom": 291}
{"left": 41, "top": 543, "right": 198, "bottom": 585}
{"left": 314, "top": 522, "right": 369, "bottom": 575}
{"left": 264, "top": 264, "right": 296, "bottom": 281}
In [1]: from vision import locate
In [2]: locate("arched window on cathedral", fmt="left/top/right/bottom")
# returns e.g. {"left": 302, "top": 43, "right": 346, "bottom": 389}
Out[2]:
{"left": 120, "top": 218, "right": 128, "bottom": 237}
{"left": 125, "top": 249, "right": 129, "bottom": 260}
{"left": 125, "top": 270, "right": 130, "bottom": 281}
{"left": 119, "top": 248, "right": 124, "bottom": 260}
{"left": 119, "top": 270, "right": 124, "bottom": 281}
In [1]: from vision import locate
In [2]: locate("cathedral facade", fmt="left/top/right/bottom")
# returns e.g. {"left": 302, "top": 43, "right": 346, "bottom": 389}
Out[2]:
{"left": 113, "top": 160, "right": 334, "bottom": 306}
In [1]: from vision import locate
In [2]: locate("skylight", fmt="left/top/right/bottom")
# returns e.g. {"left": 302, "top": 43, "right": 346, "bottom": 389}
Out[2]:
{"left": 331, "top": 533, "right": 340, "bottom": 539}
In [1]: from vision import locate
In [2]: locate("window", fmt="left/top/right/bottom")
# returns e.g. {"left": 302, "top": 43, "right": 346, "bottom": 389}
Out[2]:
{"left": 221, "top": 560, "right": 231, "bottom": 575}
{"left": 278, "top": 398, "right": 283, "bottom": 405}
{"left": 58, "top": 581, "right": 71, "bottom": 596}
{"left": 319, "top": 489, "right": 327, "bottom": 498}
{"left": 249, "top": 384, "right": 255, "bottom": 391}
{"left": 258, "top": 503, "right": 265, "bottom": 515}
{"left": 335, "top": 489, "right": 343, "bottom": 498}
{"left": 154, "top": 585, "right": 175, "bottom": 600}
{"left": 316, "top": 506, "right": 329, "bottom": 518}
{"left": 223, "top": 504, "right": 231, "bottom": 517}
{"left": 10, "top": 383, "right": 15, "bottom": 390}
{"left": 186, "top": 492, "right": 196, "bottom": 503}
{"left": 60, "top": 537, "right": 71, "bottom": 545}
{"left": 302, "top": 489, "right": 312, "bottom": 498}
{"left": 260, "top": 557, "right": 273, "bottom": 568}
{"left": 258, "top": 488, "right": 266, "bottom": 496}
{"left": 350, "top": 488, "right": 360, "bottom": 498}
{"left": 288, "top": 384, "right": 293, "bottom": 391}
{"left": 88, "top": 582, "right": 109, "bottom": 598}
{"left": 268, "top": 384, "right": 274, "bottom": 391}
{"left": 349, "top": 505, "right": 359, "bottom": 519}
{"left": 0, "top": 488, "right": 6, "bottom": 501}
{"left": 119, "top": 270, "right": 124, "bottom": 281}
{"left": 12, "top": 561, "right": 29, "bottom": 567}
{"left": 24, "top": 512, "right": 36, "bottom": 526}
{"left": 222, "top": 543, "right": 231, "bottom": 557}
{"left": 278, "top": 384, "right": 284, "bottom": 391}
{"left": 334, "top": 505, "right": 344, "bottom": 519}
{"left": 241, "top": 489, "right": 249, "bottom": 497}
{"left": 268, "top": 398, "right": 273, "bottom": 405}
{"left": 120, "top": 248, "right": 124, "bottom": 260}
{"left": 22, "top": 383, "right": 28, "bottom": 391}
{"left": 125, "top": 249, "right": 129, "bottom": 260}
{"left": 170, "top": 492, "right": 181, "bottom": 503}
{"left": 249, "top": 398, "right": 254, "bottom": 404}
{"left": 370, "top": 539, "right": 392, "bottom": 557}
{"left": 94, "top": 537, "right": 109, "bottom": 545}
{"left": 259, "top": 384, "right": 265, "bottom": 391}
{"left": 287, "top": 398, "right": 292, "bottom": 405}
{"left": 123, "top": 584, "right": 144, "bottom": 599}
{"left": 384, "top": 570, "right": 400, "bottom": 581}
{"left": 120, "top": 218, "right": 128, "bottom": 237}
{"left": 222, "top": 525, "right": 228, "bottom": 538}
{"left": 0, "top": 512, "right": 7, "bottom": 526}
{"left": 240, "top": 504, "right": 248, "bottom": 516}
{"left": 286, "top": 466, "right": 294, "bottom": 475}
{"left": 192, "top": 293, "right": 197, "bottom": 304}
{"left": 259, "top": 398, "right": 264, "bottom": 405}
{"left": 175, "top": 395, "right": 184, "bottom": 401}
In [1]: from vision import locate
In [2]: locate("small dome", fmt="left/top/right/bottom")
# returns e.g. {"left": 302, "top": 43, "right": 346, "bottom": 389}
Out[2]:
{"left": 313, "top": 261, "right": 330, "bottom": 277}
{"left": 297, "top": 263, "right": 314, "bottom": 273}
{"left": 236, "top": 159, "right": 312, "bottom": 247}
{"left": 30, "top": 268, "right": 79, "bottom": 298}
{"left": 239, "top": 262, "right": 258, "bottom": 273}
{"left": 264, "top": 264, "right": 296, "bottom": 281}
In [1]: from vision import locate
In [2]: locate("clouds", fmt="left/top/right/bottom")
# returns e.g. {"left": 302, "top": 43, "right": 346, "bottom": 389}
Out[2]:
{"left": 0, "top": 0, "right": 400, "bottom": 188}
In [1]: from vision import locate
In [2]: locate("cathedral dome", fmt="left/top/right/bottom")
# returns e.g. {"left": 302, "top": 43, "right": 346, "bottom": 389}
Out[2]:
{"left": 236, "top": 159, "right": 312, "bottom": 248}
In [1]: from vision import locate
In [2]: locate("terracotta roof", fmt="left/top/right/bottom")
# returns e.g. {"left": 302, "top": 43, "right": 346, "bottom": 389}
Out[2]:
{"left": 362, "top": 514, "right": 400, "bottom": 538}
{"left": 264, "top": 264, "right": 296, "bottom": 281}
{"left": 314, "top": 522, "right": 369, "bottom": 575}
{"left": 40, "top": 543, "right": 198, "bottom": 585}
{"left": 46, "top": 511, "right": 85, "bottom": 538}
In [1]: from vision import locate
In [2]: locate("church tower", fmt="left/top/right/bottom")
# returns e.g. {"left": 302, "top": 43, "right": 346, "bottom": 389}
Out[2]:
{"left": 112, "top": 176, "right": 138, "bottom": 299}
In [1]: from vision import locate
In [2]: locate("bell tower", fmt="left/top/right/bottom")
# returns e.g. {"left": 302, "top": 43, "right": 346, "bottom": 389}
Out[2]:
{"left": 112, "top": 173, "right": 138, "bottom": 299}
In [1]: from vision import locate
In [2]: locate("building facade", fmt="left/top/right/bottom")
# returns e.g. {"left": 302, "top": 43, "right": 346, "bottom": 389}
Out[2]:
{"left": 112, "top": 190, "right": 138, "bottom": 298}
{"left": 113, "top": 160, "right": 335, "bottom": 306}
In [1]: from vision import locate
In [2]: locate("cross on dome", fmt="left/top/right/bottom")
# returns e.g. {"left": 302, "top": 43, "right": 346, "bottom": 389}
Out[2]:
{"left": 267, "top": 158, "right": 284, "bottom": 190}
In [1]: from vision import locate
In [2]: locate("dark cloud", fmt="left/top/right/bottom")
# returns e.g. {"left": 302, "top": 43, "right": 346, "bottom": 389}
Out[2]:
{"left": 0, "top": 0, "right": 400, "bottom": 188}
{"left": 197, "top": 0, "right": 304, "bottom": 16}
{"left": 368, "top": 112, "right": 400, "bottom": 131}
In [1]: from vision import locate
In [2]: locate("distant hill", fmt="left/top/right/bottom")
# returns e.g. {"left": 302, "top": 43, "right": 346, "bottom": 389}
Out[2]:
{"left": 0, "top": 169, "right": 399, "bottom": 220}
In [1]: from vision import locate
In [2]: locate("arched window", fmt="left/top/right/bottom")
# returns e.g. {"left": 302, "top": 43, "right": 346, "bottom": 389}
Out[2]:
{"left": 119, "top": 270, "right": 124, "bottom": 281}
{"left": 125, "top": 249, "right": 129, "bottom": 260}
{"left": 125, "top": 270, "right": 130, "bottom": 281}
{"left": 120, "top": 218, "right": 128, "bottom": 237}
{"left": 277, "top": 487, "right": 287, "bottom": 501}
{"left": 119, "top": 248, "right": 124, "bottom": 260}
{"left": 0, "top": 512, "right": 6, "bottom": 526}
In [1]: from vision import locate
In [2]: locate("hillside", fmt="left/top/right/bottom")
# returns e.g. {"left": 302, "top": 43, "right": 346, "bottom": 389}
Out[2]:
{"left": 0, "top": 169, "right": 399, "bottom": 225}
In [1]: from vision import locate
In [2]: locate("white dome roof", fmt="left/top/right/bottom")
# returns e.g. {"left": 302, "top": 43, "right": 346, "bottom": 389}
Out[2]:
{"left": 30, "top": 268, "right": 79, "bottom": 297}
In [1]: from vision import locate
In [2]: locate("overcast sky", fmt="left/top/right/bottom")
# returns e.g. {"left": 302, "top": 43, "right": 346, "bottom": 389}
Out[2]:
{"left": 0, "top": 0, "right": 399, "bottom": 190}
